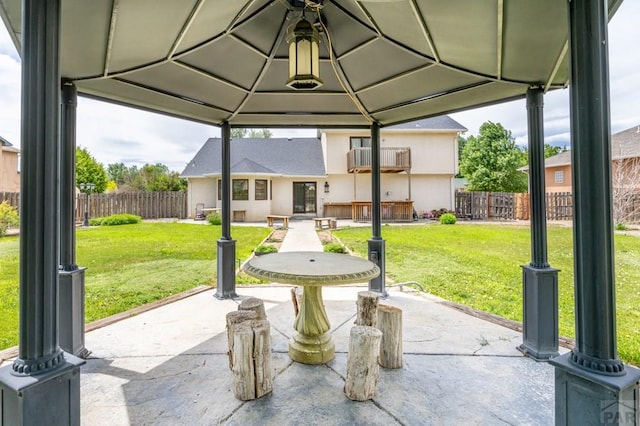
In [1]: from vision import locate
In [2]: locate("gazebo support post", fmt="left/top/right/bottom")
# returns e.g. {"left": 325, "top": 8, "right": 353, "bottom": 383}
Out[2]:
{"left": 0, "top": 0, "right": 84, "bottom": 424}
{"left": 58, "top": 80, "right": 89, "bottom": 358}
{"left": 368, "top": 122, "right": 387, "bottom": 297}
{"left": 550, "top": 0, "right": 640, "bottom": 424}
{"left": 518, "top": 87, "right": 559, "bottom": 361}
{"left": 216, "top": 121, "right": 237, "bottom": 299}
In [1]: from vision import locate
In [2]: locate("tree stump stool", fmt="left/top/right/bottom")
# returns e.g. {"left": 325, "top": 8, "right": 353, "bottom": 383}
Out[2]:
{"left": 231, "top": 319, "right": 273, "bottom": 400}
{"left": 377, "top": 304, "right": 403, "bottom": 369}
{"left": 355, "top": 291, "right": 380, "bottom": 327}
{"left": 225, "top": 310, "right": 259, "bottom": 370}
{"left": 344, "top": 325, "right": 382, "bottom": 401}
{"left": 238, "top": 297, "right": 267, "bottom": 320}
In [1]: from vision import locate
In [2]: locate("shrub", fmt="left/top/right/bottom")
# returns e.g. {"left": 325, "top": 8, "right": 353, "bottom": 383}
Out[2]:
{"left": 0, "top": 201, "right": 19, "bottom": 237}
{"left": 324, "top": 242, "right": 346, "bottom": 253}
{"left": 255, "top": 245, "right": 277, "bottom": 255}
{"left": 440, "top": 213, "right": 457, "bottom": 225}
{"left": 90, "top": 214, "right": 142, "bottom": 226}
{"left": 207, "top": 212, "right": 222, "bottom": 225}
{"left": 615, "top": 223, "right": 628, "bottom": 231}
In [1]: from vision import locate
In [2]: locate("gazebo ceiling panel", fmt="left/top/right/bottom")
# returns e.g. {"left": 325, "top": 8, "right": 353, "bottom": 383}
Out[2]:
{"left": 501, "top": 3, "right": 568, "bottom": 83}
{"left": 0, "top": 0, "right": 623, "bottom": 128}
{"left": 107, "top": 0, "right": 199, "bottom": 73}
{"left": 75, "top": 78, "right": 231, "bottom": 123}
{"left": 60, "top": 0, "right": 112, "bottom": 78}
{"left": 372, "top": 81, "right": 527, "bottom": 125}
{"left": 318, "top": 3, "right": 378, "bottom": 58}
{"left": 241, "top": 93, "right": 359, "bottom": 114}
{"left": 357, "top": 1, "right": 433, "bottom": 57}
{"left": 173, "top": 2, "right": 251, "bottom": 53}
{"left": 419, "top": 0, "right": 498, "bottom": 77}
{"left": 231, "top": 4, "right": 288, "bottom": 56}
{"left": 120, "top": 62, "right": 246, "bottom": 111}
{"left": 338, "top": 38, "right": 431, "bottom": 92}
{"left": 232, "top": 113, "right": 368, "bottom": 127}
{"left": 357, "top": 66, "right": 487, "bottom": 113}
{"left": 178, "top": 37, "right": 267, "bottom": 90}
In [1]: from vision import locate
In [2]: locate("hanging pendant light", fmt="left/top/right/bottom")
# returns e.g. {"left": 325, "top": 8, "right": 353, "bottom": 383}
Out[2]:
{"left": 286, "top": 17, "right": 323, "bottom": 90}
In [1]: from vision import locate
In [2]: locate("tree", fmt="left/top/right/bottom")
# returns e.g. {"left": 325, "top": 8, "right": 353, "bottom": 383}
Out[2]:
{"left": 612, "top": 157, "right": 640, "bottom": 226}
{"left": 130, "top": 163, "right": 187, "bottom": 192}
{"left": 230, "top": 128, "right": 272, "bottom": 138}
{"left": 231, "top": 128, "right": 248, "bottom": 138}
{"left": 459, "top": 121, "right": 528, "bottom": 192}
{"left": 456, "top": 135, "right": 467, "bottom": 178}
{"left": 76, "top": 147, "right": 108, "bottom": 193}
{"left": 520, "top": 144, "right": 567, "bottom": 165}
{"left": 248, "top": 129, "right": 272, "bottom": 138}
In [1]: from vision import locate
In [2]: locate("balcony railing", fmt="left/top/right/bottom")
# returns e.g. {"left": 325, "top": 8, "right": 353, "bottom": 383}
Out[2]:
{"left": 347, "top": 147, "right": 411, "bottom": 173}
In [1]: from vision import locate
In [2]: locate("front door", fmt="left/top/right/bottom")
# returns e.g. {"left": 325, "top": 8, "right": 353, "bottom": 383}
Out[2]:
{"left": 293, "top": 182, "right": 317, "bottom": 214}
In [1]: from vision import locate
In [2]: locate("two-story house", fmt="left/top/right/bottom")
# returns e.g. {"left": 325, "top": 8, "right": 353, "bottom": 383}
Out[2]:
{"left": 181, "top": 116, "right": 466, "bottom": 221}
{"left": 0, "top": 136, "right": 20, "bottom": 192}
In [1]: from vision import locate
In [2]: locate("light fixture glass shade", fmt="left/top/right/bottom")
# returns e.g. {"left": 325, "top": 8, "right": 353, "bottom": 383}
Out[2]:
{"left": 286, "top": 18, "right": 323, "bottom": 90}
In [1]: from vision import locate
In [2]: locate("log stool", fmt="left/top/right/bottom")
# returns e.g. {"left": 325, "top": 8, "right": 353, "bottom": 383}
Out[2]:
{"left": 344, "top": 325, "right": 382, "bottom": 401}
{"left": 377, "top": 304, "right": 403, "bottom": 369}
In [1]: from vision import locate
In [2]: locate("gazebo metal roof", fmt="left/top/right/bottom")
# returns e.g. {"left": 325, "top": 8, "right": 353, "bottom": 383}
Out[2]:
{"left": 0, "top": 0, "right": 623, "bottom": 128}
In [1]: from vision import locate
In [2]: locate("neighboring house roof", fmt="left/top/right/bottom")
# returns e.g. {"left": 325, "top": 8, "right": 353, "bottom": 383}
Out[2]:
{"left": 0, "top": 135, "right": 20, "bottom": 152}
{"left": 386, "top": 116, "right": 468, "bottom": 132}
{"left": 544, "top": 150, "right": 572, "bottom": 168}
{"left": 522, "top": 124, "right": 640, "bottom": 171}
{"left": 181, "top": 138, "right": 326, "bottom": 178}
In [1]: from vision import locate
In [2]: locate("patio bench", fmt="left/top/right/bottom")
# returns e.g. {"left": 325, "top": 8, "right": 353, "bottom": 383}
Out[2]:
{"left": 266, "top": 215, "right": 289, "bottom": 227}
{"left": 314, "top": 217, "right": 336, "bottom": 230}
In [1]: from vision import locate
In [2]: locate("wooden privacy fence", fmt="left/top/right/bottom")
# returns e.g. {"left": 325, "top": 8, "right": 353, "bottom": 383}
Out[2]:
{"left": 455, "top": 191, "right": 574, "bottom": 221}
{"left": 76, "top": 191, "right": 187, "bottom": 221}
{"left": 0, "top": 192, "right": 20, "bottom": 210}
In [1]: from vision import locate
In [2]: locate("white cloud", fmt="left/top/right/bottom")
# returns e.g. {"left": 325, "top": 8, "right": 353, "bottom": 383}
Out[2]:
{"left": 1, "top": 2, "right": 638, "bottom": 170}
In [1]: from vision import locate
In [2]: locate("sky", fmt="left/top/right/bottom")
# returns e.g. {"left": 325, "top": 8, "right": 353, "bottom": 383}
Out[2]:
{"left": 1, "top": 2, "right": 639, "bottom": 172}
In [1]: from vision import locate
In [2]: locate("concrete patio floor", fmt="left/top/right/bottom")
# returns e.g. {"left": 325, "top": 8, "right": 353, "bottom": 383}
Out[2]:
{"left": 78, "top": 284, "right": 559, "bottom": 425}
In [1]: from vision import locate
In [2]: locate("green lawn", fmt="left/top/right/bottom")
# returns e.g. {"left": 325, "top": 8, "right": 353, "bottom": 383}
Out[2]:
{"left": 333, "top": 223, "right": 640, "bottom": 366}
{"left": 0, "top": 222, "right": 270, "bottom": 350}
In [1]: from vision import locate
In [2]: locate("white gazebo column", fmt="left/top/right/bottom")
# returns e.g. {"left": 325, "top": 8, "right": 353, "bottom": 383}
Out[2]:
{"left": 0, "top": 0, "right": 84, "bottom": 424}
{"left": 550, "top": 0, "right": 640, "bottom": 424}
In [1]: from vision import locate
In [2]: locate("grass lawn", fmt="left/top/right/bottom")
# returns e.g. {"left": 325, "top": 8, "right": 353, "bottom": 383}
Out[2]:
{"left": 333, "top": 223, "right": 640, "bottom": 367}
{"left": 0, "top": 222, "right": 270, "bottom": 350}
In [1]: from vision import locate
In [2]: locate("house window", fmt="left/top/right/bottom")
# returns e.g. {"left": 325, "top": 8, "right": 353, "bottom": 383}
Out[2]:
{"left": 217, "top": 179, "right": 222, "bottom": 200}
{"left": 270, "top": 180, "right": 272, "bottom": 200}
{"left": 233, "top": 179, "right": 249, "bottom": 200}
{"left": 350, "top": 137, "right": 371, "bottom": 149}
{"left": 255, "top": 179, "right": 267, "bottom": 200}
{"left": 554, "top": 171, "right": 564, "bottom": 184}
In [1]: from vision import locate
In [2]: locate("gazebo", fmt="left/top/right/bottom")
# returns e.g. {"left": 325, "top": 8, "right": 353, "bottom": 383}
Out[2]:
{"left": 0, "top": 0, "right": 638, "bottom": 424}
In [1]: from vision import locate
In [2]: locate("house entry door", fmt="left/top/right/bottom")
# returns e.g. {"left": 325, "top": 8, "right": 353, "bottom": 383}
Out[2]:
{"left": 293, "top": 182, "right": 317, "bottom": 214}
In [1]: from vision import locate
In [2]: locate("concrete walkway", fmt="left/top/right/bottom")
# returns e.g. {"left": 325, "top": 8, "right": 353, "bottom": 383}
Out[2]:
{"left": 278, "top": 219, "right": 324, "bottom": 252}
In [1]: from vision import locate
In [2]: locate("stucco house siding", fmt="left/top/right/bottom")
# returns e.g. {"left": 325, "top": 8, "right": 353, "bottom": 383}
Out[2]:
{"left": 0, "top": 140, "right": 20, "bottom": 192}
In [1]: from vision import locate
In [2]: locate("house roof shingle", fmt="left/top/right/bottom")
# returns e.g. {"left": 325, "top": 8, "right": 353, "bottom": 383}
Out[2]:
{"left": 181, "top": 137, "right": 326, "bottom": 178}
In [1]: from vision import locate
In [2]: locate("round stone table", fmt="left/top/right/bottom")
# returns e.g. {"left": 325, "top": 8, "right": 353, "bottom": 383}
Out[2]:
{"left": 243, "top": 251, "right": 380, "bottom": 364}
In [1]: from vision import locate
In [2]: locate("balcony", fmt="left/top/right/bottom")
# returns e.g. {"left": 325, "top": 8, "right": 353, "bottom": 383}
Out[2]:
{"left": 347, "top": 147, "right": 411, "bottom": 173}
